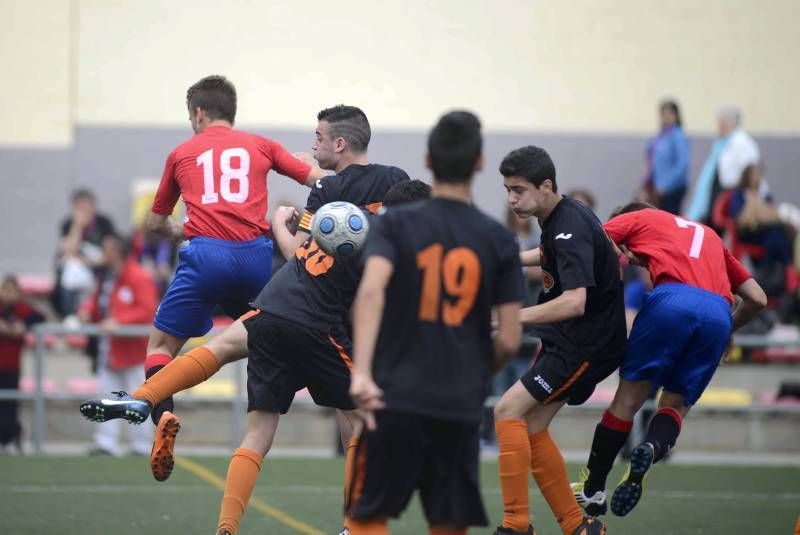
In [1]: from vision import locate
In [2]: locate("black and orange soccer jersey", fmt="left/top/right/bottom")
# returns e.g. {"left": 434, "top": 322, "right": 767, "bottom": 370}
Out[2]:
{"left": 253, "top": 163, "right": 408, "bottom": 331}
{"left": 531, "top": 196, "right": 627, "bottom": 361}
{"left": 363, "top": 197, "right": 524, "bottom": 423}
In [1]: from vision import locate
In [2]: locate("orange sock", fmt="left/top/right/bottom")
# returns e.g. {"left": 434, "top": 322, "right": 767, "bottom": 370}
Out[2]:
{"left": 217, "top": 448, "right": 262, "bottom": 534}
{"left": 528, "top": 430, "right": 583, "bottom": 534}
{"left": 496, "top": 419, "right": 531, "bottom": 532}
{"left": 343, "top": 437, "right": 360, "bottom": 530}
{"left": 348, "top": 518, "right": 390, "bottom": 535}
{"left": 429, "top": 528, "right": 466, "bottom": 535}
{"left": 132, "top": 346, "right": 221, "bottom": 407}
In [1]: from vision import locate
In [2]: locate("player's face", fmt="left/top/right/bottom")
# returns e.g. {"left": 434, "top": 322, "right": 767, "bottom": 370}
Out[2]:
{"left": 313, "top": 120, "right": 337, "bottom": 171}
{"left": 0, "top": 281, "right": 20, "bottom": 305}
{"left": 504, "top": 176, "right": 547, "bottom": 219}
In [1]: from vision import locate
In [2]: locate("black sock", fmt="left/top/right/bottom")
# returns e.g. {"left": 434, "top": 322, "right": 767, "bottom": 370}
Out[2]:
{"left": 586, "top": 410, "right": 633, "bottom": 495}
{"left": 643, "top": 408, "right": 682, "bottom": 463}
{"left": 144, "top": 364, "right": 174, "bottom": 425}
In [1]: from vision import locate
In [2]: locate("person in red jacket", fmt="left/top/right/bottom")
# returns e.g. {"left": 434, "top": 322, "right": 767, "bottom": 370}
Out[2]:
{"left": 79, "top": 235, "right": 158, "bottom": 455}
{"left": 0, "top": 275, "right": 45, "bottom": 453}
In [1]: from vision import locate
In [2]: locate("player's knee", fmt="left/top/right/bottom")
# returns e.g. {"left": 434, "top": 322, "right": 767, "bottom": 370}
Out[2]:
{"left": 493, "top": 395, "right": 524, "bottom": 420}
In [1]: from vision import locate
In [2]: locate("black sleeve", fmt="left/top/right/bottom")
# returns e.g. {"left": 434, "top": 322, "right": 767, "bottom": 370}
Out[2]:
{"left": 60, "top": 218, "right": 71, "bottom": 237}
{"left": 494, "top": 231, "right": 525, "bottom": 305}
{"left": 298, "top": 178, "right": 334, "bottom": 233}
{"left": 97, "top": 215, "right": 116, "bottom": 238}
{"left": 554, "top": 225, "right": 596, "bottom": 291}
{"left": 363, "top": 211, "right": 398, "bottom": 265}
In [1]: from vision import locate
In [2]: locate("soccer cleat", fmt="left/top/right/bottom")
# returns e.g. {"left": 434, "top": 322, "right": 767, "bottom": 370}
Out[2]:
{"left": 79, "top": 391, "right": 151, "bottom": 424}
{"left": 571, "top": 467, "right": 608, "bottom": 516}
{"left": 492, "top": 525, "right": 536, "bottom": 535}
{"left": 610, "top": 441, "right": 655, "bottom": 516}
{"left": 337, "top": 529, "right": 350, "bottom": 535}
{"left": 216, "top": 530, "right": 232, "bottom": 535}
{"left": 570, "top": 516, "right": 607, "bottom": 535}
{"left": 150, "top": 411, "right": 181, "bottom": 482}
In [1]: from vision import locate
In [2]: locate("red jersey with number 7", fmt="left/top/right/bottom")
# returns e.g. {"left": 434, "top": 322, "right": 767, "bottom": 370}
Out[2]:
{"left": 604, "top": 208, "right": 751, "bottom": 303}
{"left": 151, "top": 125, "right": 311, "bottom": 241}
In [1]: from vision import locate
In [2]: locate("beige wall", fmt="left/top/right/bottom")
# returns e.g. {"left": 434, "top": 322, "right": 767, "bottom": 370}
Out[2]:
{"left": 3, "top": 0, "right": 799, "bottom": 146}
{"left": 1, "top": 0, "right": 72, "bottom": 146}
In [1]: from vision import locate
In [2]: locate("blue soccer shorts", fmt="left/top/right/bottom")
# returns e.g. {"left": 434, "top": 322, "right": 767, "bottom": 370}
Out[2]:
{"left": 153, "top": 236, "right": 273, "bottom": 339}
{"left": 622, "top": 282, "right": 733, "bottom": 406}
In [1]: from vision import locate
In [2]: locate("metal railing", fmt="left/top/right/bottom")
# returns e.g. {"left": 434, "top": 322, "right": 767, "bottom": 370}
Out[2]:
{"left": 0, "top": 324, "right": 798, "bottom": 455}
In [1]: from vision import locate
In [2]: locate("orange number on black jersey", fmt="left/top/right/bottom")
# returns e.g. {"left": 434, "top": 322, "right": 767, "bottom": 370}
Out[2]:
{"left": 416, "top": 243, "right": 481, "bottom": 327}
{"left": 295, "top": 239, "right": 334, "bottom": 276}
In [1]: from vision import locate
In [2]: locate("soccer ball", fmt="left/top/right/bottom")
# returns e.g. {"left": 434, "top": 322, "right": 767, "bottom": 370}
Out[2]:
{"left": 310, "top": 201, "right": 370, "bottom": 258}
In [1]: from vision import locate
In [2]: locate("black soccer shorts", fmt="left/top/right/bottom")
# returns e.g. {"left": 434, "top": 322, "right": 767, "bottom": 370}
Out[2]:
{"left": 347, "top": 410, "right": 488, "bottom": 527}
{"left": 521, "top": 342, "right": 622, "bottom": 406}
{"left": 243, "top": 311, "right": 354, "bottom": 413}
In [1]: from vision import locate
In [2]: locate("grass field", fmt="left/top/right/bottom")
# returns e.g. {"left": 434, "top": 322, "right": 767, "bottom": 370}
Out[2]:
{"left": 1, "top": 455, "right": 797, "bottom": 534}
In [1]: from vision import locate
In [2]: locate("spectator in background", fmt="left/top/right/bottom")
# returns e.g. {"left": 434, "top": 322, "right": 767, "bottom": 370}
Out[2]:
{"left": 729, "top": 164, "right": 793, "bottom": 296}
{"left": 78, "top": 235, "right": 157, "bottom": 456}
{"left": 687, "top": 107, "right": 760, "bottom": 223}
{"left": 53, "top": 189, "right": 116, "bottom": 317}
{"left": 642, "top": 100, "right": 690, "bottom": 214}
{"left": 131, "top": 228, "right": 177, "bottom": 297}
{"left": 0, "top": 275, "right": 45, "bottom": 454}
{"left": 568, "top": 189, "right": 597, "bottom": 212}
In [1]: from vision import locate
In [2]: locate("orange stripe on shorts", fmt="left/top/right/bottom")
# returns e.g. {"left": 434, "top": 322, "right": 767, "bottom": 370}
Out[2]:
{"left": 544, "top": 361, "right": 590, "bottom": 404}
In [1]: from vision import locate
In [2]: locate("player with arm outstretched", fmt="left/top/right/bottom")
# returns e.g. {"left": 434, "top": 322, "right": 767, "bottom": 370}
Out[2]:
{"left": 348, "top": 111, "right": 524, "bottom": 535}
{"left": 82, "top": 75, "right": 325, "bottom": 481}
{"left": 493, "top": 146, "right": 625, "bottom": 535}
{"left": 569, "top": 201, "right": 767, "bottom": 518}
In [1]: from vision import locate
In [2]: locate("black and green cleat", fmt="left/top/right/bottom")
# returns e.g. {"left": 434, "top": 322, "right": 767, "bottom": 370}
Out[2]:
{"left": 79, "top": 391, "right": 151, "bottom": 424}
{"left": 611, "top": 441, "right": 655, "bottom": 516}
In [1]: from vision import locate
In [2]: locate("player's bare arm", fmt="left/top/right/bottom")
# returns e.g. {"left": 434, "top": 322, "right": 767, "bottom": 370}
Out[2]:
{"left": 271, "top": 206, "right": 308, "bottom": 259}
{"left": 350, "top": 256, "right": 393, "bottom": 429}
{"left": 294, "top": 151, "right": 327, "bottom": 187}
{"left": 492, "top": 302, "right": 523, "bottom": 372}
{"left": 519, "top": 287, "right": 587, "bottom": 325}
{"left": 146, "top": 212, "right": 185, "bottom": 243}
{"left": 519, "top": 247, "right": 541, "bottom": 266}
{"left": 731, "top": 278, "right": 767, "bottom": 330}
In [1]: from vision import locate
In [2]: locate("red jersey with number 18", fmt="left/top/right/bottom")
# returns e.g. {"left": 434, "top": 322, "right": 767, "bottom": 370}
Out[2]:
{"left": 151, "top": 125, "right": 311, "bottom": 241}
{"left": 604, "top": 208, "right": 751, "bottom": 303}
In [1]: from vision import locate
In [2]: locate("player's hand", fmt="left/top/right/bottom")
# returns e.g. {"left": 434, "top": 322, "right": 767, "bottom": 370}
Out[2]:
{"left": 99, "top": 318, "right": 118, "bottom": 335}
{"left": 292, "top": 152, "right": 316, "bottom": 166}
{"left": 350, "top": 371, "right": 384, "bottom": 430}
{"left": 274, "top": 206, "right": 299, "bottom": 228}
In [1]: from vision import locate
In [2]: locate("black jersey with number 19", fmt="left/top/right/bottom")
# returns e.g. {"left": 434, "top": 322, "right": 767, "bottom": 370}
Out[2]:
{"left": 363, "top": 197, "right": 524, "bottom": 423}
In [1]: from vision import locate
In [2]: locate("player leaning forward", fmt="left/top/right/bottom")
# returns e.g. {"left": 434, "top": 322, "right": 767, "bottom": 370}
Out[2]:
{"left": 493, "top": 146, "right": 625, "bottom": 535}
{"left": 348, "top": 110, "right": 525, "bottom": 535}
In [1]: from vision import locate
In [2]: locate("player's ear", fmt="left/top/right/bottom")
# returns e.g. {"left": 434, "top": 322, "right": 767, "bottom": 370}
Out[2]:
{"left": 334, "top": 136, "right": 347, "bottom": 154}
{"left": 474, "top": 154, "right": 484, "bottom": 173}
{"left": 424, "top": 152, "right": 433, "bottom": 171}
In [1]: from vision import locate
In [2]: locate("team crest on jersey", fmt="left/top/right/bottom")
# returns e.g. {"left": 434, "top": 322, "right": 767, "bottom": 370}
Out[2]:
{"left": 542, "top": 269, "right": 555, "bottom": 293}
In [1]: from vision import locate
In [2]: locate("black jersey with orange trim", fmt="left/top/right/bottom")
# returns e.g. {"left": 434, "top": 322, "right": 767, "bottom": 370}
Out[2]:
{"left": 297, "top": 163, "right": 409, "bottom": 233}
{"left": 530, "top": 196, "right": 626, "bottom": 361}
{"left": 362, "top": 197, "right": 524, "bottom": 423}
{"left": 253, "top": 163, "right": 408, "bottom": 332}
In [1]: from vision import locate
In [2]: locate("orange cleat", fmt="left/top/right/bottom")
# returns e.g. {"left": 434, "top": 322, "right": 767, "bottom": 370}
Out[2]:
{"left": 150, "top": 411, "right": 180, "bottom": 482}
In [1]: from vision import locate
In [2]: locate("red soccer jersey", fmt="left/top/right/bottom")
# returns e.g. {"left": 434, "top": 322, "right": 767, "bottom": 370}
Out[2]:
{"left": 152, "top": 125, "right": 311, "bottom": 241}
{"left": 604, "top": 208, "right": 751, "bottom": 303}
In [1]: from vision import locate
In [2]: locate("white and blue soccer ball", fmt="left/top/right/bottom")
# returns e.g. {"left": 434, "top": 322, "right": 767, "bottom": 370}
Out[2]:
{"left": 310, "top": 201, "right": 370, "bottom": 258}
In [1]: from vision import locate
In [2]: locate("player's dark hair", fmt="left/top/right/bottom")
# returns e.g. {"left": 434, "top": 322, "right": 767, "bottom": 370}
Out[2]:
{"left": 609, "top": 201, "right": 656, "bottom": 219}
{"left": 317, "top": 105, "right": 371, "bottom": 153}
{"left": 567, "top": 189, "right": 596, "bottom": 210}
{"left": 383, "top": 180, "right": 432, "bottom": 206}
{"left": 499, "top": 146, "right": 557, "bottom": 192}
{"left": 428, "top": 110, "right": 482, "bottom": 184}
{"left": 660, "top": 99, "right": 682, "bottom": 127}
{"left": 186, "top": 75, "right": 237, "bottom": 124}
{"left": 71, "top": 188, "right": 95, "bottom": 205}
